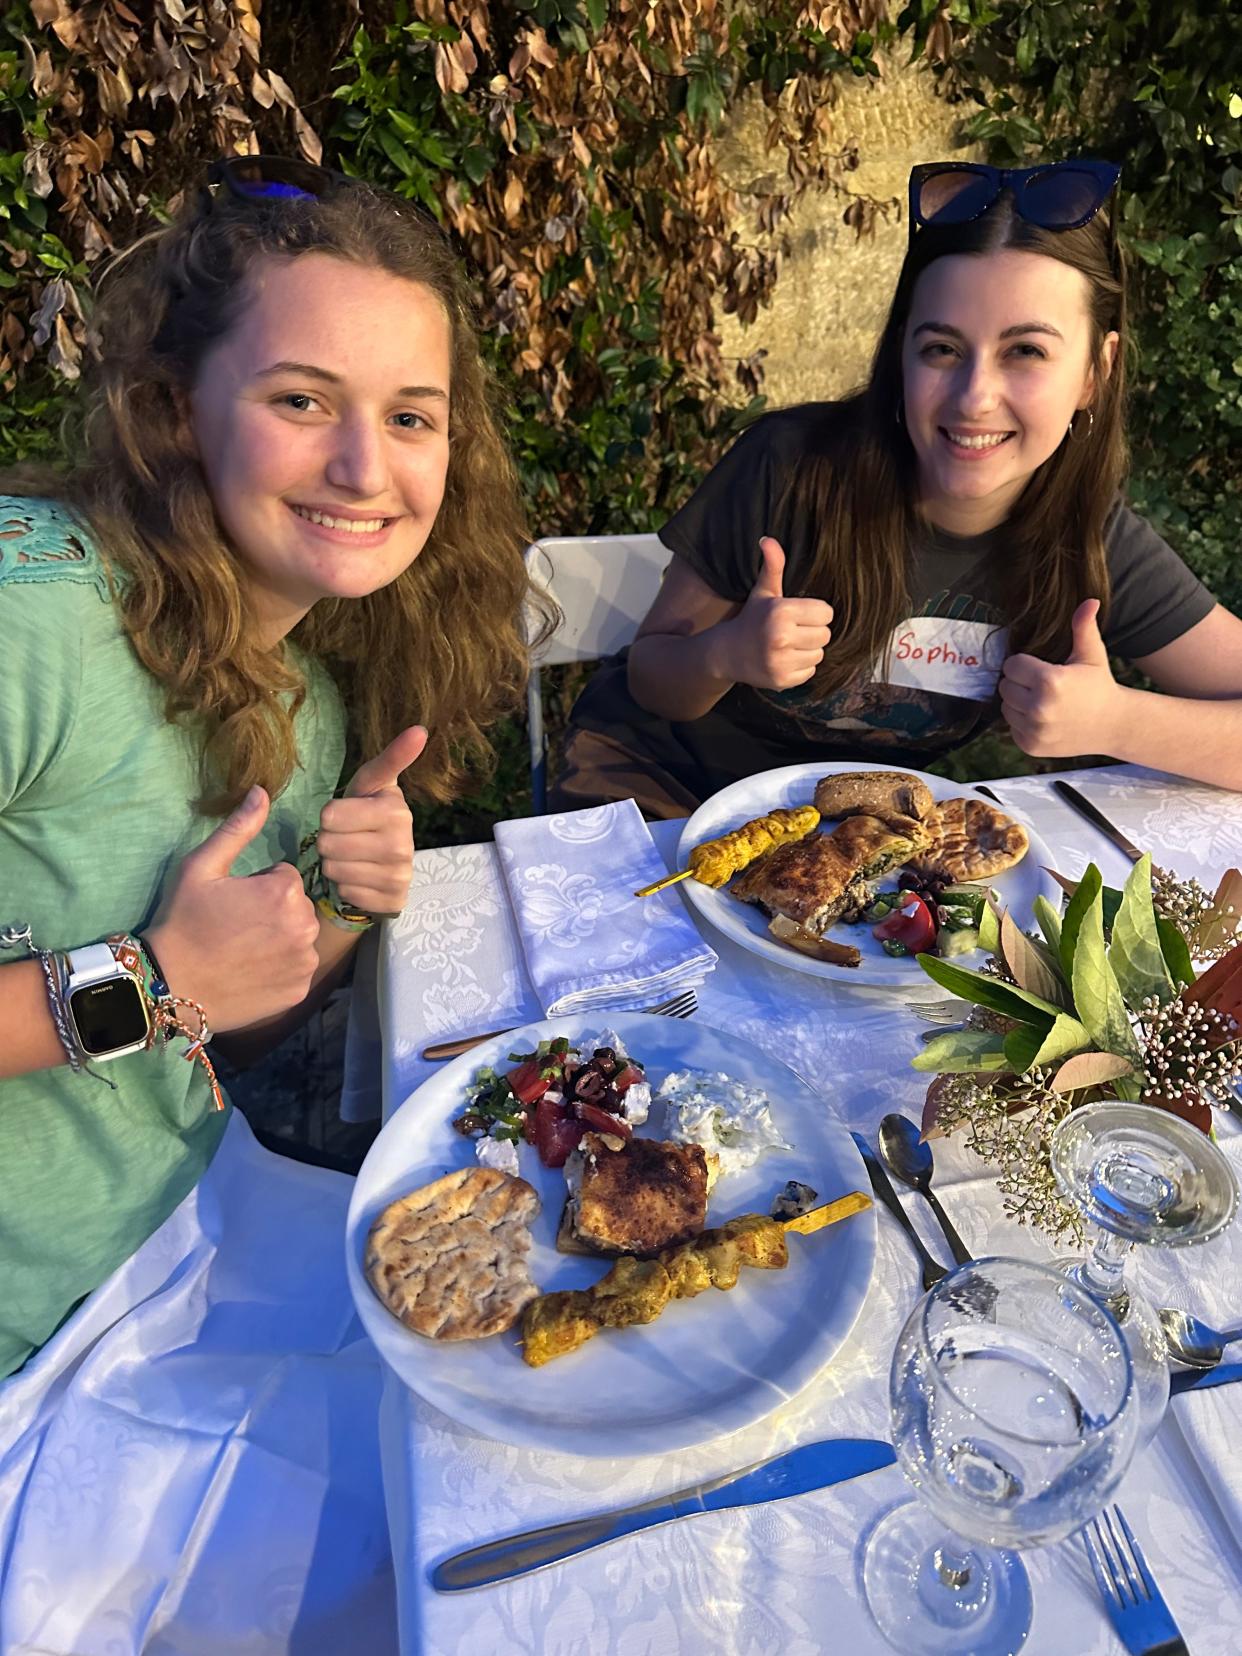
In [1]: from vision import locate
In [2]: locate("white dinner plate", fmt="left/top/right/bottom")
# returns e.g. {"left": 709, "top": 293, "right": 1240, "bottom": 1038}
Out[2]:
{"left": 676, "top": 760, "right": 1062, "bottom": 990}
{"left": 345, "top": 1013, "right": 876, "bottom": 1457}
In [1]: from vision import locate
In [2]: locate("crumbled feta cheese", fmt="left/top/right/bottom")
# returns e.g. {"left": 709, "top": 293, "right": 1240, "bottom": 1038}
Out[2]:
{"left": 474, "top": 1135, "right": 520, "bottom": 1177}
{"left": 617, "top": 1080, "right": 651, "bottom": 1126}
{"left": 578, "top": 1027, "right": 627, "bottom": 1060}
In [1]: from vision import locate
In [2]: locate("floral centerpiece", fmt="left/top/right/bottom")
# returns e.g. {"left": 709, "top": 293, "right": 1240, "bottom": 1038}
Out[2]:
{"left": 913, "top": 853, "right": 1242, "bottom": 1239}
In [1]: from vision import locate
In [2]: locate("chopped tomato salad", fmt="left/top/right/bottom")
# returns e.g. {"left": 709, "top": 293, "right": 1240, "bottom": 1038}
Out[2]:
{"left": 454, "top": 1037, "right": 647, "bottom": 1168}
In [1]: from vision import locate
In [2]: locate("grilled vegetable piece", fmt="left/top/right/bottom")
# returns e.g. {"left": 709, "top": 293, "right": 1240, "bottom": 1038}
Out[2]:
{"left": 687, "top": 805, "right": 820, "bottom": 889}
{"left": 768, "top": 914, "right": 862, "bottom": 967}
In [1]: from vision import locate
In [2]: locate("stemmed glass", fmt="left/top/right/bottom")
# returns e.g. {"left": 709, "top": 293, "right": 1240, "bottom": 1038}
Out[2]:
{"left": 862, "top": 1256, "right": 1138, "bottom": 1656}
{"left": 1049, "top": 1101, "right": 1239, "bottom": 1444}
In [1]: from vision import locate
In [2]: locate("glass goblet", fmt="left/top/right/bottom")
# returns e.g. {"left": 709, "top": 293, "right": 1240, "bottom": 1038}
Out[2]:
{"left": 1049, "top": 1100, "right": 1239, "bottom": 1444}
{"left": 862, "top": 1256, "right": 1138, "bottom": 1656}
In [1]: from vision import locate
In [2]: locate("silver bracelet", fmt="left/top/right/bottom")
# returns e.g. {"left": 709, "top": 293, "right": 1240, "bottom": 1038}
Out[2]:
{"left": 36, "top": 949, "right": 85, "bottom": 1073}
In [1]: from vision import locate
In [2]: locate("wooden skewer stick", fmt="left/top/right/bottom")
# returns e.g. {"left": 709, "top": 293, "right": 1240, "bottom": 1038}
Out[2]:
{"left": 781, "top": 1189, "right": 871, "bottom": 1235}
{"left": 634, "top": 868, "right": 695, "bottom": 897}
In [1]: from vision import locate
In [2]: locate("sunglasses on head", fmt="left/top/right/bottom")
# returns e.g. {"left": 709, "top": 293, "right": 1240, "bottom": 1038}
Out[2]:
{"left": 204, "top": 154, "right": 349, "bottom": 204}
{"left": 908, "top": 159, "right": 1121, "bottom": 242}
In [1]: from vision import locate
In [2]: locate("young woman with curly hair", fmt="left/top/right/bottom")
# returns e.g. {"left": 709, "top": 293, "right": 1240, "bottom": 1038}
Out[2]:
{"left": 559, "top": 159, "right": 1242, "bottom": 814}
{"left": 0, "top": 155, "right": 549, "bottom": 1377}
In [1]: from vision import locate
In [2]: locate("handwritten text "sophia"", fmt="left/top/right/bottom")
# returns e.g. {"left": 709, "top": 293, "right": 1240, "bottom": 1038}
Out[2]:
{"left": 894, "top": 631, "right": 981, "bottom": 668}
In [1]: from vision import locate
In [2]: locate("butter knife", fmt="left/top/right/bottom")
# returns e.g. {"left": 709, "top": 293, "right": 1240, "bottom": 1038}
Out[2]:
{"left": 1052, "top": 781, "right": 1144, "bottom": 864}
{"left": 851, "top": 1130, "right": 949, "bottom": 1292}
{"left": 430, "top": 1436, "right": 895, "bottom": 1591}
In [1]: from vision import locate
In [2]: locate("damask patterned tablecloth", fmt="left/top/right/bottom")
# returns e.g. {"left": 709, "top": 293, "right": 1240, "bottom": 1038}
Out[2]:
{"left": 361, "top": 764, "right": 1242, "bottom": 1656}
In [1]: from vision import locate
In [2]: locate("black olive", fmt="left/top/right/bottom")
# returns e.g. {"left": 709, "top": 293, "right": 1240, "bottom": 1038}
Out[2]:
{"left": 452, "top": 1111, "right": 486, "bottom": 1137}
{"left": 592, "top": 1047, "right": 618, "bottom": 1075}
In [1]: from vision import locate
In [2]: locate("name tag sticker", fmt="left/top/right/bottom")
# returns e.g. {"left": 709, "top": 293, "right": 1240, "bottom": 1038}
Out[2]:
{"left": 876, "top": 616, "right": 1009, "bottom": 702}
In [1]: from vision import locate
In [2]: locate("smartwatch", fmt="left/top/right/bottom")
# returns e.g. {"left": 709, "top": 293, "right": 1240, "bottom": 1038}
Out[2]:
{"left": 62, "top": 943, "right": 152, "bottom": 1062}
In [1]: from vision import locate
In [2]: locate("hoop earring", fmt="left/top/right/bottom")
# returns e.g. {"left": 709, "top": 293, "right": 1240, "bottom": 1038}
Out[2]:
{"left": 1068, "top": 408, "right": 1095, "bottom": 440}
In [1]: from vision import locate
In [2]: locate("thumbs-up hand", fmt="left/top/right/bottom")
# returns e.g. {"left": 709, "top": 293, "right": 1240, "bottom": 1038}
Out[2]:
{"left": 316, "top": 724, "right": 425, "bottom": 918}
{"left": 145, "top": 785, "right": 322, "bottom": 1032}
{"left": 721, "top": 536, "right": 834, "bottom": 691}
{"left": 999, "top": 600, "right": 1121, "bottom": 757}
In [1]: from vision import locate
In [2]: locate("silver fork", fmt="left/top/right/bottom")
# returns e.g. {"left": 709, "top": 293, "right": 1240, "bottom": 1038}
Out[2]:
{"left": 1082, "top": 1506, "right": 1189, "bottom": 1656}
{"left": 907, "top": 997, "right": 967, "bottom": 1026}
{"left": 650, "top": 988, "right": 697, "bottom": 1020}
{"left": 420, "top": 989, "right": 697, "bottom": 1059}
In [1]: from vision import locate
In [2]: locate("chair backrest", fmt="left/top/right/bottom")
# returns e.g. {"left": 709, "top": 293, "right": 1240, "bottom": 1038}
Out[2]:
{"left": 523, "top": 533, "right": 673, "bottom": 813}
{"left": 525, "top": 533, "right": 672, "bottom": 666}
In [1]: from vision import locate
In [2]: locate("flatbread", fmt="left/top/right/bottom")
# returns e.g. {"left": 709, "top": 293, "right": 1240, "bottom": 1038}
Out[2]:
{"left": 365, "top": 1166, "right": 540, "bottom": 1341}
{"left": 908, "top": 796, "right": 1029, "bottom": 883}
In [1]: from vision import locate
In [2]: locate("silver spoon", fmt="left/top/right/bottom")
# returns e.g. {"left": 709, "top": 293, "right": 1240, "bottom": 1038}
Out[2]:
{"left": 1158, "top": 1307, "right": 1242, "bottom": 1370}
{"left": 878, "top": 1113, "right": 974, "bottom": 1268}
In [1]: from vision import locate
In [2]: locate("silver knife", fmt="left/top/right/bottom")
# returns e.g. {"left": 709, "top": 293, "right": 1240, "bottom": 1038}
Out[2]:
{"left": 851, "top": 1130, "right": 949, "bottom": 1292}
{"left": 1052, "top": 781, "right": 1144, "bottom": 864}
{"left": 430, "top": 1436, "right": 896, "bottom": 1591}
{"left": 1171, "top": 1360, "right": 1242, "bottom": 1396}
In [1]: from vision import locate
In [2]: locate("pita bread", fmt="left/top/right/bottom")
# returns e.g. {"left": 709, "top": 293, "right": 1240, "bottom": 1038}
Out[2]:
{"left": 909, "top": 796, "right": 1029, "bottom": 883}
{"left": 365, "top": 1166, "right": 540, "bottom": 1341}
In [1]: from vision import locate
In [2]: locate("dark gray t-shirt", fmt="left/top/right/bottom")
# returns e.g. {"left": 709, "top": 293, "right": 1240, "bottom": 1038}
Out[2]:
{"left": 571, "top": 405, "right": 1216, "bottom": 799}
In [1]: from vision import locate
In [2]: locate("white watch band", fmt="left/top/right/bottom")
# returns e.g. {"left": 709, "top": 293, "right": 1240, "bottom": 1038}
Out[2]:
{"left": 64, "top": 943, "right": 123, "bottom": 988}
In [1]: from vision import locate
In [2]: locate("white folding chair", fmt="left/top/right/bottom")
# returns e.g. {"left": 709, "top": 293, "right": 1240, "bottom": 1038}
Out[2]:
{"left": 524, "top": 533, "right": 673, "bottom": 813}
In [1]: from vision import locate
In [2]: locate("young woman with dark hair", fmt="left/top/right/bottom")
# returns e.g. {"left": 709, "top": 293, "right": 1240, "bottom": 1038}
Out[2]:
{"left": 559, "top": 160, "right": 1242, "bottom": 815}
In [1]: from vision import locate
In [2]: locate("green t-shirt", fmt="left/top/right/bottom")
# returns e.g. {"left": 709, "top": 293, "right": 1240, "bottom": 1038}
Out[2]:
{"left": 0, "top": 496, "right": 347, "bottom": 1378}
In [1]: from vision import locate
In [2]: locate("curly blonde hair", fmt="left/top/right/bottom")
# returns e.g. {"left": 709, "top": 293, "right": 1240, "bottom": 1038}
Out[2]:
{"left": 46, "top": 169, "right": 552, "bottom": 813}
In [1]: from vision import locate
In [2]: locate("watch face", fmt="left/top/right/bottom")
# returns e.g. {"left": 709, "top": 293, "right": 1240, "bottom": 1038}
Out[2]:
{"left": 69, "top": 977, "right": 150, "bottom": 1056}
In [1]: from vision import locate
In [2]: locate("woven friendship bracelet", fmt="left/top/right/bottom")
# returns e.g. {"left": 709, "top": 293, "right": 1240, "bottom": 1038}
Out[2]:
{"left": 35, "top": 949, "right": 85, "bottom": 1074}
{"left": 106, "top": 932, "right": 225, "bottom": 1111}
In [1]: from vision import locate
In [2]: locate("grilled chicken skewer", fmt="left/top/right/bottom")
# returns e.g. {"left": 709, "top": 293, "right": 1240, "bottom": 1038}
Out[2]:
{"left": 521, "top": 1191, "right": 871, "bottom": 1367}
{"left": 634, "top": 806, "right": 820, "bottom": 898}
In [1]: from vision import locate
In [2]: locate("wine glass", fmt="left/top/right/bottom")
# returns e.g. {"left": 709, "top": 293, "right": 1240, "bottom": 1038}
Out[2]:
{"left": 862, "top": 1256, "right": 1138, "bottom": 1656}
{"left": 1049, "top": 1100, "right": 1239, "bottom": 1444}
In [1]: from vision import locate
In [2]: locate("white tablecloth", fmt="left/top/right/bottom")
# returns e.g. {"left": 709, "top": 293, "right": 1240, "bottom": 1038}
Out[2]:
{"left": 0, "top": 1113, "right": 397, "bottom": 1655}
{"left": 360, "top": 764, "right": 1242, "bottom": 1655}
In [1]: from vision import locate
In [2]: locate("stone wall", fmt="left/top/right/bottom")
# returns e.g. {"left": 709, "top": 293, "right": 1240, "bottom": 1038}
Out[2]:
{"left": 714, "top": 51, "right": 984, "bottom": 409}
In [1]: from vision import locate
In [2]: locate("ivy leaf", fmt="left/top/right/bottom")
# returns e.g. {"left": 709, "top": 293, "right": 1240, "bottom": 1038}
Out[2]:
{"left": 911, "top": 1030, "right": 1011, "bottom": 1072}
{"left": 1071, "top": 888, "right": 1144, "bottom": 1063}
{"left": 1109, "top": 853, "right": 1176, "bottom": 1008}
{"left": 587, "top": 0, "right": 608, "bottom": 33}
{"left": 1050, "top": 1051, "right": 1136, "bottom": 1093}
{"left": 917, "top": 952, "right": 1064, "bottom": 1024}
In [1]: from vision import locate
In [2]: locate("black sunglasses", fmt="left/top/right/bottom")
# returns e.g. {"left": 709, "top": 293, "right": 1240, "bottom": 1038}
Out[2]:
{"left": 204, "top": 154, "right": 351, "bottom": 205}
{"left": 908, "top": 160, "right": 1121, "bottom": 241}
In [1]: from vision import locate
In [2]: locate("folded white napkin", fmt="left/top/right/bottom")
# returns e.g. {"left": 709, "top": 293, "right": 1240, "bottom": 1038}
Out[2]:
{"left": 1171, "top": 1383, "right": 1242, "bottom": 1560}
{"left": 494, "top": 800, "right": 717, "bottom": 1016}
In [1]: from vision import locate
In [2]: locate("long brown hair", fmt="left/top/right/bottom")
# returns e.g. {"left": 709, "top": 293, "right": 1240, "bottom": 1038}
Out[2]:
{"left": 11, "top": 170, "right": 554, "bottom": 814}
{"left": 788, "top": 191, "right": 1127, "bottom": 693}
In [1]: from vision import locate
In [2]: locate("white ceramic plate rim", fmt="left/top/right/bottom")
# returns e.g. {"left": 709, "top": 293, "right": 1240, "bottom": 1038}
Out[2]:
{"left": 676, "top": 760, "right": 1062, "bottom": 988}
{"left": 345, "top": 1013, "right": 877, "bottom": 1457}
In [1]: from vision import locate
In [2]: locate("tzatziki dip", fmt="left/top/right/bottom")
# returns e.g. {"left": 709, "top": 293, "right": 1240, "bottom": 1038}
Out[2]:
{"left": 657, "top": 1069, "right": 792, "bottom": 1179}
